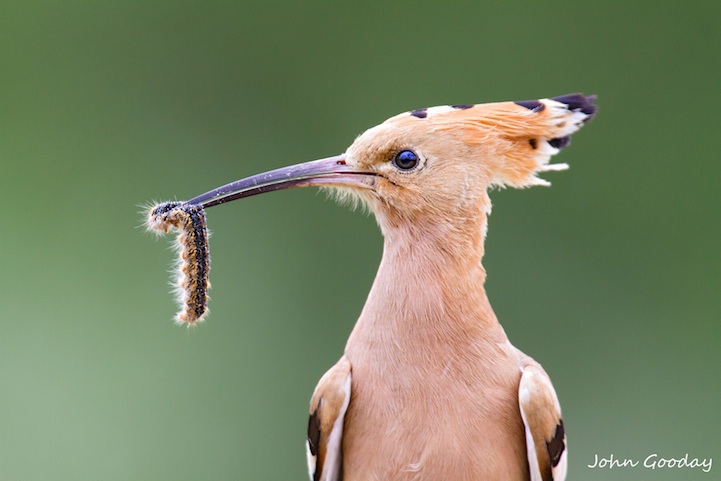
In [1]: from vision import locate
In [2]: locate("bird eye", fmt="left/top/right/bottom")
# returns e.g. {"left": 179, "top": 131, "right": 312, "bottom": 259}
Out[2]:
{"left": 392, "top": 150, "right": 419, "bottom": 171}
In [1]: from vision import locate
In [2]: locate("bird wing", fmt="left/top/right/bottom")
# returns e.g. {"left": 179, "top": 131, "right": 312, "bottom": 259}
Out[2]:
{"left": 518, "top": 356, "right": 567, "bottom": 481}
{"left": 307, "top": 356, "right": 352, "bottom": 481}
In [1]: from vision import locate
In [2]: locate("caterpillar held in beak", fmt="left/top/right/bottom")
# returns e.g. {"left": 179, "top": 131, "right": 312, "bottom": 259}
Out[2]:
{"left": 146, "top": 201, "right": 210, "bottom": 325}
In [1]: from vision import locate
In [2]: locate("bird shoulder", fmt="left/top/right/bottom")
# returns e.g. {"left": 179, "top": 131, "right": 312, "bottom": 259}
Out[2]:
{"left": 518, "top": 354, "right": 567, "bottom": 481}
{"left": 307, "top": 356, "right": 352, "bottom": 481}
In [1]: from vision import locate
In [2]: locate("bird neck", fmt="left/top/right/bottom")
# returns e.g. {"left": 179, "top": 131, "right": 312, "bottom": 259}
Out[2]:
{"left": 347, "top": 212, "right": 508, "bottom": 354}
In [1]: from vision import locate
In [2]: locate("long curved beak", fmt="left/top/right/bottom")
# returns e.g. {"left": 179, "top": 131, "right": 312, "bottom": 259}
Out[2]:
{"left": 187, "top": 154, "right": 376, "bottom": 208}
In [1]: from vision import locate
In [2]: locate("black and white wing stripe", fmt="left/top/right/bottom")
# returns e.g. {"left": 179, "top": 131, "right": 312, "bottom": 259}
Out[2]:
{"left": 307, "top": 357, "right": 352, "bottom": 481}
{"left": 518, "top": 357, "right": 567, "bottom": 481}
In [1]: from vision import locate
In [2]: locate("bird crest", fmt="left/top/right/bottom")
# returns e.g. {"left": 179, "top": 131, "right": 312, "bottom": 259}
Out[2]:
{"left": 350, "top": 94, "right": 596, "bottom": 190}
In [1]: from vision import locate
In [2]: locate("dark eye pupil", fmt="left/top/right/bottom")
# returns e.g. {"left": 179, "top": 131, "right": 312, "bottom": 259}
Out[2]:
{"left": 393, "top": 150, "right": 419, "bottom": 170}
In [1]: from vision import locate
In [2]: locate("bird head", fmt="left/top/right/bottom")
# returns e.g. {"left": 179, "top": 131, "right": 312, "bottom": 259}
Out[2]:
{"left": 188, "top": 94, "right": 596, "bottom": 251}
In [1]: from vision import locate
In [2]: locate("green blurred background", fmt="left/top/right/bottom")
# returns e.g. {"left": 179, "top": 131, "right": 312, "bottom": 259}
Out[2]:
{"left": 1, "top": 1, "right": 719, "bottom": 480}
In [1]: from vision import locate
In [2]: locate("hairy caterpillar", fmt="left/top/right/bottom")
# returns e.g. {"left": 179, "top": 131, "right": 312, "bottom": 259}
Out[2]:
{"left": 146, "top": 201, "right": 210, "bottom": 325}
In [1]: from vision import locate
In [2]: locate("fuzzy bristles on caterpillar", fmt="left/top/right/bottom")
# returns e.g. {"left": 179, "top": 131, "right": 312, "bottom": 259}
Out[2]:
{"left": 146, "top": 201, "right": 210, "bottom": 325}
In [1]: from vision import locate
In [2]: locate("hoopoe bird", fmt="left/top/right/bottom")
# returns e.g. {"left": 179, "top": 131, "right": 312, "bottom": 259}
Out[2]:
{"left": 178, "top": 93, "right": 596, "bottom": 480}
